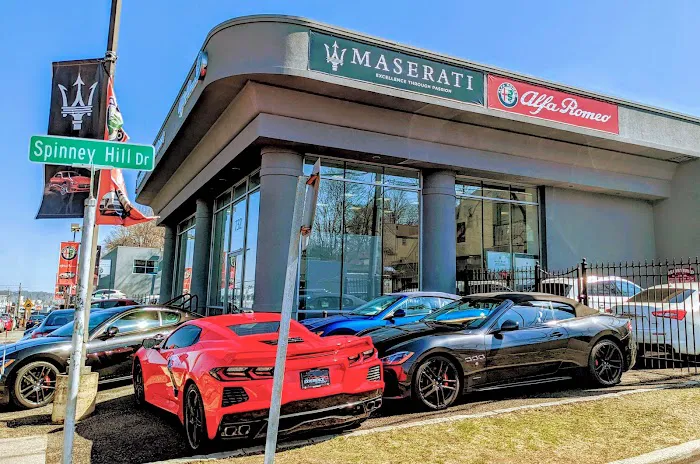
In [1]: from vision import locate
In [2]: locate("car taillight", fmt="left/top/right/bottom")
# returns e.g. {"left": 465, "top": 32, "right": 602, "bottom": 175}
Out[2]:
{"left": 651, "top": 309, "right": 687, "bottom": 321}
{"left": 348, "top": 348, "right": 376, "bottom": 365}
{"left": 209, "top": 366, "right": 274, "bottom": 381}
{"left": 31, "top": 331, "right": 46, "bottom": 339}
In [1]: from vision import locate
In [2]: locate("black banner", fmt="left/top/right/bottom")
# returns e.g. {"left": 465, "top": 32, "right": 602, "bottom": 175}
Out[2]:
{"left": 36, "top": 59, "right": 107, "bottom": 219}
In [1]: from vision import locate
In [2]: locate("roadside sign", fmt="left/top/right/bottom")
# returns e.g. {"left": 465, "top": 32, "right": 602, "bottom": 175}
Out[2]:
{"left": 23, "top": 299, "right": 33, "bottom": 310}
{"left": 29, "top": 134, "right": 155, "bottom": 171}
{"left": 668, "top": 267, "right": 696, "bottom": 283}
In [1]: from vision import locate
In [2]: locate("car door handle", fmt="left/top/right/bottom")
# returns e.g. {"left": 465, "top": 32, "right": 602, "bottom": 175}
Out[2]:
{"left": 550, "top": 331, "right": 564, "bottom": 338}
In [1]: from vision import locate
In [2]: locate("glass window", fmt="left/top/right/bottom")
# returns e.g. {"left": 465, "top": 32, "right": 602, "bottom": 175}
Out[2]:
{"left": 133, "top": 259, "right": 157, "bottom": 274}
{"left": 229, "top": 322, "right": 280, "bottom": 336}
{"left": 427, "top": 299, "right": 505, "bottom": 328}
{"left": 494, "top": 307, "right": 526, "bottom": 329}
{"left": 175, "top": 224, "right": 195, "bottom": 296}
{"left": 384, "top": 168, "right": 419, "bottom": 188}
{"left": 233, "top": 181, "right": 247, "bottom": 201}
{"left": 628, "top": 288, "right": 696, "bottom": 304}
{"left": 209, "top": 205, "right": 231, "bottom": 307}
{"left": 228, "top": 198, "right": 247, "bottom": 308}
{"left": 456, "top": 197, "right": 483, "bottom": 295}
{"left": 616, "top": 280, "right": 642, "bottom": 297}
{"left": 349, "top": 295, "right": 403, "bottom": 316}
{"left": 242, "top": 191, "right": 260, "bottom": 309}
{"left": 588, "top": 281, "right": 622, "bottom": 297}
{"left": 346, "top": 163, "right": 382, "bottom": 184}
{"left": 110, "top": 310, "right": 160, "bottom": 335}
{"left": 383, "top": 189, "right": 419, "bottom": 293}
{"left": 400, "top": 297, "right": 442, "bottom": 316}
{"left": 160, "top": 311, "right": 181, "bottom": 326}
{"left": 511, "top": 306, "right": 555, "bottom": 328}
{"left": 163, "top": 325, "right": 201, "bottom": 350}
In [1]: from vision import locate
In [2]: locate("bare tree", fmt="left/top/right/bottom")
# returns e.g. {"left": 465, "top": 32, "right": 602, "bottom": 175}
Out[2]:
{"left": 103, "top": 221, "right": 165, "bottom": 251}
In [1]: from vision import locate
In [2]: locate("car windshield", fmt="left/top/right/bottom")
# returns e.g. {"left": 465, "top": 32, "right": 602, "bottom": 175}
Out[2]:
{"left": 49, "top": 309, "right": 121, "bottom": 337}
{"left": 349, "top": 295, "right": 403, "bottom": 316}
{"left": 628, "top": 288, "right": 696, "bottom": 304}
{"left": 423, "top": 298, "right": 508, "bottom": 329}
{"left": 45, "top": 311, "right": 75, "bottom": 326}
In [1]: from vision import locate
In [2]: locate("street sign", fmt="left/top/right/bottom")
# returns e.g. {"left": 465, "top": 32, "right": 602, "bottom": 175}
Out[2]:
{"left": 29, "top": 134, "right": 155, "bottom": 171}
{"left": 23, "top": 299, "right": 33, "bottom": 310}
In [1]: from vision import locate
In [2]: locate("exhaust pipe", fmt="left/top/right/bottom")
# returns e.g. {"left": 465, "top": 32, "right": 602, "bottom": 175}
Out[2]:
{"left": 221, "top": 424, "right": 251, "bottom": 437}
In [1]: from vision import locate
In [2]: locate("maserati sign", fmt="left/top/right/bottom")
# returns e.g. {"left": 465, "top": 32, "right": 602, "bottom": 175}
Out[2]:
{"left": 309, "top": 32, "right": 484, "bottom": 105}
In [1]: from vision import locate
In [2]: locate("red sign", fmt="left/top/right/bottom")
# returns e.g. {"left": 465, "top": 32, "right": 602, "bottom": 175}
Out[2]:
{"left": 668, "top": 268, "right": 697, "bottom": 284}
{"left": 57, "top": 242, "right": 80, "bottom": 288}
{"left": 487, "top": 75, "right": 619, "bottom": 134}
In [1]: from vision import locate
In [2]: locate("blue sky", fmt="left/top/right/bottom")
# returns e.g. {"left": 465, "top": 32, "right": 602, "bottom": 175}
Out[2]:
{"left": 1, "top": 0, "right": 698, "bottom": 292}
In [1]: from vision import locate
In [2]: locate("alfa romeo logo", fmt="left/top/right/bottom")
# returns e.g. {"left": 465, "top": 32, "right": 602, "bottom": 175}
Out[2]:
{"left": 61, "top": 245, "right": 78, "bottom": 261}
{"left": 497, "top": 82, "right": 519, "bottom": 108}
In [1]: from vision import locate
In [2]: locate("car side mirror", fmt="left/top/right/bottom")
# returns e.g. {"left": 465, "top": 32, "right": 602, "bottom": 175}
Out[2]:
{"left": 142, "top": 337, "right": 160, "bottom": 350}
{"left": 497, "top": 319, "right": 519, "bottom": 333}
{"left": 392, "top": 309, "right": 407, "bottom": 319}
{"left": 105, "top": 326, "right": 119, "bottom": 338}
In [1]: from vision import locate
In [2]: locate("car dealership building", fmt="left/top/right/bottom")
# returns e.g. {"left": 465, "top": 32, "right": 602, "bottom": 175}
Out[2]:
{"left": 136, "top": 15, "right": 700, "bottom": 314}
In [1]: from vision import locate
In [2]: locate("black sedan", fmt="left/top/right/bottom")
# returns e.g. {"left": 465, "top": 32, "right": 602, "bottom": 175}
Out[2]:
{"left": 365, "top": 293, "right": 635, "bottom": 410}
{"left": 0, "top": 305, "right": 198, "bottom": 409}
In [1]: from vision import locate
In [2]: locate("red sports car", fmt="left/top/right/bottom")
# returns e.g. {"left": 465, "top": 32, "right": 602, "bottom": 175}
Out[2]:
{"left": 49, "top": 171, "right": 91, "bottom": 195}
{"left": 133, "top": 313, "right": 383, "bottom": 451}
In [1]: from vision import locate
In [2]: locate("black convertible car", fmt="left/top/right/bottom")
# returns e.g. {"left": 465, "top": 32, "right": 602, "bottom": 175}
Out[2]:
{"left": 0, "top": 305, "right": 198, "bottom": 409}
{"left": 364, "top": 293, "right": 635, "bottom": 410}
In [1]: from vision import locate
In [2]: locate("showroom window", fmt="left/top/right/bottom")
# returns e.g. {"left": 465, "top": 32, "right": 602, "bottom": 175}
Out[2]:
{"left": 207, "top": 171, "right": 261, "bottom": 313}
{"left": 174, "top": 215, "right": 196, "bottom": 296}
{"left": 299, "top": 157, "right": 420, "bottom": 313}
{"left": 456, "top": 179, "right": 540, "bottom": 294}
{"left": 133, "top": 259, "right": 157, "bottom": 275}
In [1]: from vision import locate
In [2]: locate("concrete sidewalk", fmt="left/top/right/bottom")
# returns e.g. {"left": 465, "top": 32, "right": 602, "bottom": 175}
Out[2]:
{"left": 0, "top": 435, "right": 47, "bottom": 464}
{"left": 610, "top": 439, "right": 700, "bottom": 464}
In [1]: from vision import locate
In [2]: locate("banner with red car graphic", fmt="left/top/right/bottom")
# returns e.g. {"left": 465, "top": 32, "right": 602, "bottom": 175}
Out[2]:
{"left": 487, "top": 75, "right": 619, "bottom": 134}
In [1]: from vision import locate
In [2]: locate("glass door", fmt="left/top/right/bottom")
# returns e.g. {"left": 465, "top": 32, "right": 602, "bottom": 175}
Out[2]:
{"left": 224, "top": 249, "right": 243, "bottom": 313}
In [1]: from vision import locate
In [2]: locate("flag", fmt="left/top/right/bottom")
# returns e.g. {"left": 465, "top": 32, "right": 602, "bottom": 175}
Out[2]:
{"left": 105, "top": 77, "right": 129, "bottom": 142}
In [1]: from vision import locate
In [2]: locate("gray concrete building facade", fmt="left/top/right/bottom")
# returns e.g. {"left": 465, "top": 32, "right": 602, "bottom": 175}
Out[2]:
{"left": 136, "top": 16, "right": 700, "bottom": 314}
{"left": 98, "top": 246, "right": 161, "bottom": 298}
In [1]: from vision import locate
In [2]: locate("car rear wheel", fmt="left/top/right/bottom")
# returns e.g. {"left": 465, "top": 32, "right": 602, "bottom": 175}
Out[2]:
{"left": 588, "top": 339, "right": 624, "bottom": 387}
{"left": 133, "top": 361, "right": 146, "bottom": 407}
{"left": 184, "top": 383, "right": 210, "bottom": 452}
{"left": 59, "top": 184, "right": 69, "bottom": 195}
{"left": 412, "top": 355, "right": 461, "bottom": 410}
{"left": 11, "top": 361, "right": 59, "bottom": 409}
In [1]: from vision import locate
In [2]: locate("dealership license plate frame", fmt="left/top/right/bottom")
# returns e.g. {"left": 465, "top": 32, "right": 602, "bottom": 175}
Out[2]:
{"left": 300, "top": 368, "right": 331, "bottom": 389}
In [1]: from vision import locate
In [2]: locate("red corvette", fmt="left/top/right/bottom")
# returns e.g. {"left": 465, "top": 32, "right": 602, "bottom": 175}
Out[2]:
{"left": 133, "top": 313, "right": 383, "bottom": 451}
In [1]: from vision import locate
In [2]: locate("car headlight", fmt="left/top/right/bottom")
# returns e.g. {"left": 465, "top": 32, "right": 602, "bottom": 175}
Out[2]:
{"left": 380, "top": 351, "right": 414, "bottom": 365}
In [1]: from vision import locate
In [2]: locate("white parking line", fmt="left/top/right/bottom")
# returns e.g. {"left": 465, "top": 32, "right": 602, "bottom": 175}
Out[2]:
{"left": 148, "top": 381, "right": 700, "bottom": 464}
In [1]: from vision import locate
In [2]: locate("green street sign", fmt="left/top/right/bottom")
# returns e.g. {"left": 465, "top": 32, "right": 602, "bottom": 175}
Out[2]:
{"left": 309, "top": 32, "right": 484, "bottom": 106}
{"left": 29, "top": 135, "right": 155, "bottom": 171}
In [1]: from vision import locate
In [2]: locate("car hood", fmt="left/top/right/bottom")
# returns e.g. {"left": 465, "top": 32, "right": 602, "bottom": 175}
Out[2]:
{"left": 301, "top": 314, "right": 369, "bottom": 330}
{"left": 1, "top": 335, "right": 71, "bottom": 356}
{"left": 368, "top": 322, "right": 464, "bottom": 354}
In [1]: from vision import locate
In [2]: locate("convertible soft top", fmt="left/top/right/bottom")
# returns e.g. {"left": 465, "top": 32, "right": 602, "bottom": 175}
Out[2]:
{"left": 464, "top": 292, "right": 600, "bottom": 318}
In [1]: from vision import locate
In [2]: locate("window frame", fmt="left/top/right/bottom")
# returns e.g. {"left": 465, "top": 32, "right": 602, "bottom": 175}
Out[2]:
{"left": 132, "top": 259, "right": 158, "bottom": 275}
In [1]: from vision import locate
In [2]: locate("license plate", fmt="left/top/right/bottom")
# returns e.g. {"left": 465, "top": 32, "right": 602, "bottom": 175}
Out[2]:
{"left": 300, "top": 368, "right": 330, "bottom": 389}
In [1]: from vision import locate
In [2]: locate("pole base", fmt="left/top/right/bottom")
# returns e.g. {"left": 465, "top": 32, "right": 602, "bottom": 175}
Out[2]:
{"left": 51, "top": 372, "right": 99, "bottom": 424}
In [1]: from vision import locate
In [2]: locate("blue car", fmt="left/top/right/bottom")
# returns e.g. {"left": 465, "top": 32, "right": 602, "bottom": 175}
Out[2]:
{"left": 301, "top": 292, "right": 459, "bottom": 336}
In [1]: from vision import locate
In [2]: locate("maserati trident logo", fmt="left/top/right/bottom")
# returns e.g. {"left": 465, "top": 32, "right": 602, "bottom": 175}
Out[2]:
{"left": 324, "top": 41, "right": 346, "bottom": 71}
{"left": 58, "top": 73, "right": 98, "bottom": 130}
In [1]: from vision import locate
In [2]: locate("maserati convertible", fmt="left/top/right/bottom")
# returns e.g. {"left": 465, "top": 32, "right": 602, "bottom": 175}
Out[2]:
{"left": 133, "top": 312, "right": 384, "bottom": 451}
{"left": 363, "top": 293, "right": 635, "bottom": 410}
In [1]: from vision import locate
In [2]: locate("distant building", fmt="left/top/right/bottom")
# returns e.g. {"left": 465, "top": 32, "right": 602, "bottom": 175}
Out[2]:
{"left": 0, "top": 291, "right": 10, "bottom": 311}
{"left": 98, "top": 246, "right": 161, "bottom": 298}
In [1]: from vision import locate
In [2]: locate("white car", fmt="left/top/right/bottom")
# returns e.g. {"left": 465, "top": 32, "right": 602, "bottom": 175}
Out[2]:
{"left": 91, "top": 289, "right": 126, "bottom": 300}
{"left": 613, "top": 283, "right": 700, "bottom": 356}
{"left": 541, "top": 276, "right": 642, "bottom": 312}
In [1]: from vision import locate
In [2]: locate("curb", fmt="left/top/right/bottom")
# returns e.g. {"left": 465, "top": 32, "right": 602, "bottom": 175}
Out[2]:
{"left": 609, "top": 439, "right": 700, "bottom": 464}
{"left": 148, "top": 381, "right": 700, "bottom": 464}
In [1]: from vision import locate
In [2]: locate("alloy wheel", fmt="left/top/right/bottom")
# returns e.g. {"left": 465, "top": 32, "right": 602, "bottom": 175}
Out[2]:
{"left": 185, "top": 386, "right": 205, "bottom": 451}
{"left": 14, "top": 361, "right": 58, "bottom": 408}
{"left": 415, "top": 356, "right": 460, "bottom": 410}
{"left": 592, "top": 341, "right": 623, "bottom": 385}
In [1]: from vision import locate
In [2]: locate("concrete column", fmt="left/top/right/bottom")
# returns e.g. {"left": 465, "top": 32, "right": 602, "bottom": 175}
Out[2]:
{"left": 253, "top": 147, "right": 303, "bottom": 312}
{"left": 422, "top": 170, "right": 457, "bottom": 293}
{"left": 190, "top": 198, "right": 213, "bottom": 314}
{"left": 158, "top": 223, "right": 176, "bottom": 303}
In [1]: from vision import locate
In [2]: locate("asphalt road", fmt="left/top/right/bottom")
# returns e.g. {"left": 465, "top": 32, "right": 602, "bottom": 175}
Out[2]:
{"left": 0, "top": 368, "right": 698, "bottom": 464}
{"left": 0, "top": 330, "right": 24, "bottom": 345}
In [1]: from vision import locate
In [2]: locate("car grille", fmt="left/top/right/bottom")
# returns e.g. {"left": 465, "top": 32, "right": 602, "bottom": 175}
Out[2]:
{"left": 222, "top": 387, "right": 249, "bottom": 407}
{"left": 78, "top": 184, "right": 90, "bottom": 188}
{"left": 366, "top": 365, "right": 381, "bottom": 382}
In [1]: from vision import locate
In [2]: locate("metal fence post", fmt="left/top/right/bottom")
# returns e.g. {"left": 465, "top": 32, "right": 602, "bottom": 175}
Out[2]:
{"left": 534, "top": 262, "right": 541, "bottom": 292}
{"left": 580, "top": 258, "right": 589, "bottom": 306}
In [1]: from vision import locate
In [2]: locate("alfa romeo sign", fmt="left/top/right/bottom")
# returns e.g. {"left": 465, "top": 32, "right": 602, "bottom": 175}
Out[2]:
{"left": 487, "top": 75, "right": 619, "bottom": 133}
{"left": 309, "top": 32, "right": 484, "bottom": 105}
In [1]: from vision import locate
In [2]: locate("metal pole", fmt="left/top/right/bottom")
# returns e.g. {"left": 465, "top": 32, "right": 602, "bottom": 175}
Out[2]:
{"left": 61, "top": 196, "right": 96, "bottom": 464}
{"left": 263, "top": 177, "right": 307, "bottom": 464}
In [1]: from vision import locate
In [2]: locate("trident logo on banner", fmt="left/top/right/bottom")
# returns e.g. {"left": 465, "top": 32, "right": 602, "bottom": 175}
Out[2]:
{"left": 58, "top": 72, "right": 98, "bottom": 130}
{"left": 324, "top": 41, "right": 346, "bottom": 71}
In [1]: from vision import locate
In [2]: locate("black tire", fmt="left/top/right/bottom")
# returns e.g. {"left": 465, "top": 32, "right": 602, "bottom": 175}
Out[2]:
{"left": 132, "top": 361, "right": 146, "bottom": 408}
{"left": 411, "top": 355, "right": 461, "bottom": 410}
{"left": 60, "top": 184, "right": 69, "bottom": 195}
{"left": 183, "top": 383, "right": 210, "bottom": 453}
{"left": 11, "top": 360, "right": 59, "bottom": 409}
{"left": 588, "top": 339, "right": 624, "bottom": 387}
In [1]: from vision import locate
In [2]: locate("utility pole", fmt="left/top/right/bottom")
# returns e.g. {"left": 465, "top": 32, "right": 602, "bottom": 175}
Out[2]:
{"left": 61, "top": 2, "right": 121, "bottom": 463}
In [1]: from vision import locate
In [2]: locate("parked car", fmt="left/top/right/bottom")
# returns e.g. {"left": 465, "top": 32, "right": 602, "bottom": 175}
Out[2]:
{"left": 364, "top": 292, "right": 635, "bottom": 410}
{"left": 0, "top": 305, "right": 199, "bottom": 409}
{"left": 91, "top": 298, "right": 138, "bottom": 309}
{"left": 92, "top": 289, "right": 127, "bottom": 300}
{"left": 25, "top": 314, "right": 46, "bottom": 330}
{"left": 134, "top": 312, "right": 383, "bottom": 452}
{"left": 49, "top": 171, "right": 91, "bottom": 195}
{"left": 302, "top": 292, "right": 460, "bottom": 336}
{"left": 1, "top": 315, "right": 16, "bottom": 331}
{"left": 21, "top": 309, "right": 76, "bottom": 340}
{"left": 612, "top": 283, "right": 700, "bottom": 357}
{"left": 99, "top": 191, "right": 125, "bottom": 217}
{"left": 541, "top": 276, "right": 641, "bottom": 312}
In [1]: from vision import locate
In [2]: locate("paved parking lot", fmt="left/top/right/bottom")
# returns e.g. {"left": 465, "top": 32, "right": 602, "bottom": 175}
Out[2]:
{"left": 0, "top": 330, "right": 23, "bottom": 345}
{"left": 0, "top": 368, "right": 698, "bottom": 464}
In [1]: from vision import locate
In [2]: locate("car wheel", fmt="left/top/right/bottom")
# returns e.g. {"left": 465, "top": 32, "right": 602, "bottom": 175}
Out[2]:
{"left": 11, "top": 361, "right": 59, "bottom": 409}
{"left": 133, "top": 361, "right": 146, "bottom": 407}
{"left": 60, "top": 184, "right": 69, "bottom": 195}
{"left": 183, "top": 383, "right": 210, "bottom": 452}
{"left": 588, "top": 339, "right": 624, "bottom": 387}
{"left": 411, "top": 355, "right": 461, "bottom": 410}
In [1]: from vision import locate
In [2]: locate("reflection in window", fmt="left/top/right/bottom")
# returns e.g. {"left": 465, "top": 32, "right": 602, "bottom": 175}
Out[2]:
{"left": 175, "top": 223, "right": 195, "bottom": 296}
